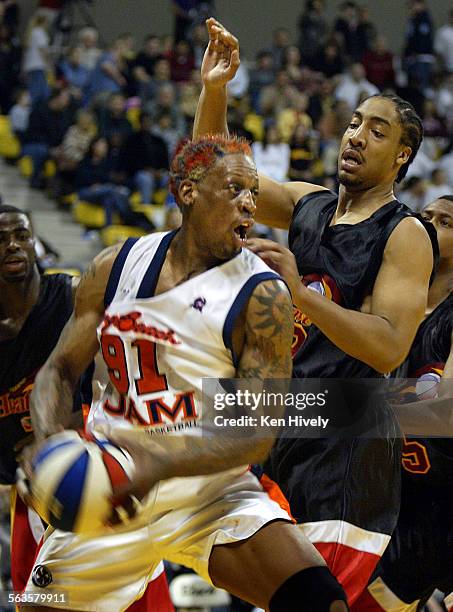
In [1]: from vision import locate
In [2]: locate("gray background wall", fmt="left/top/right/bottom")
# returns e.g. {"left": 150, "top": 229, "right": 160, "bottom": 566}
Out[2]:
{"left": 18, "top": 1, "right": 450, "bottom": 59}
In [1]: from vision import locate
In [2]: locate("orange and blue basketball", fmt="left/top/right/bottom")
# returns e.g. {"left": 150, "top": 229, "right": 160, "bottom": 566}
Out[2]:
{"left": 30, "top": 430, "right": 135, "bottom": 534}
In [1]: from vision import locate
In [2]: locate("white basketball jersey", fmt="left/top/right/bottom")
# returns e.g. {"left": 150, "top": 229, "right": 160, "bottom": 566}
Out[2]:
{"left": 86, "top": 231, "right": 281, "bottom": 437}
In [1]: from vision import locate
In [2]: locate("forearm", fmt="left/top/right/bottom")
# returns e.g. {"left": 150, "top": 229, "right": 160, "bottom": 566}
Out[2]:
{"left": 295, "top": 286, "right": 406, "bottom": 373}
{"left": 392, "top": 396, "right": 453, "bottom": 436}
{"left": 30, "top": 358, "right": 79, "bottom": 442}
{"left": 193, "top": 85, "right": 228, "bottom": 138}
{"left": 137, "top": 431, "right": 274, "bottom": 481}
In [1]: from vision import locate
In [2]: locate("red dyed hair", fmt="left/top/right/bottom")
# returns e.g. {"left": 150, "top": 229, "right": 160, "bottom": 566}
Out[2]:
{"left": 169, "top": 134, "right": 252, "bottom": 202}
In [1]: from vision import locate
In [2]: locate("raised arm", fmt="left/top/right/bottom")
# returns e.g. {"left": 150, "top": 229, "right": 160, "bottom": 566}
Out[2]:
{"left": 30, "top": 244, "right": 121, "bottom": 443}
{"left": 193, "top": 18, "right": 326, "bottom": 229}
{"left": 249, "top": 217, "right": 433, "bottom": 373}
{"left": 103, "top": 279, "right": 294, "bottom": 499}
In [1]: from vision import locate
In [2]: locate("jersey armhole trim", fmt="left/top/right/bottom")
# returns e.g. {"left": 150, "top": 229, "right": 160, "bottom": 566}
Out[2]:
{"left": 104, "top": 238, "right": 138, "bottom": 308}
{"left": 223, "top": 271, "right": 282, "bottom": 369}
{"left": 137, "top": 230, "right": 178, "bottom": 299}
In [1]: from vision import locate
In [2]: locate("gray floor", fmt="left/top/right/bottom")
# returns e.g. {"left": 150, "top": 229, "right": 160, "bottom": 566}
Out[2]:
{"left": 0, "top": 158, "right": 101, "bottom": 270}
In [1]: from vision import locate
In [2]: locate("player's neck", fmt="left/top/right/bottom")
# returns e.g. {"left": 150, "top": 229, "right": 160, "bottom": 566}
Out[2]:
{"left": 427, "top": 260, "right": 453, "bottom": 312}
{"left": 0, "top": 268, "right": 40, "bottom": 320}
{"left": 336, "top": 183, "right": 395, "bottom": 221}
{"left": 168, "top": 227, "right": 222, "bottom": 277}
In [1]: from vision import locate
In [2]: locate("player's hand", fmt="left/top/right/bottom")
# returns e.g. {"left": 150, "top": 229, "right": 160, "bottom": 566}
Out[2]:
{"left": 201, "top": 17, "right": 240, "bottom": 89}
{"left": 95, "top": 425, "right": 166, "bottom": 526}
{"left": 247, "top": 238, "right": 304, "bottom": 301}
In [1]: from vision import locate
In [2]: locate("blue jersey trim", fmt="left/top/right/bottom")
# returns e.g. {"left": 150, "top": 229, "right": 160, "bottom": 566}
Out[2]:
{"left": 104, "top": 238, "right": 138, "bottom": 308}
{"left": 137, "top": 230, "right": 178, "bottom": 299}
{"left": 223, "top": 272, "right": 281, "bottom": 369}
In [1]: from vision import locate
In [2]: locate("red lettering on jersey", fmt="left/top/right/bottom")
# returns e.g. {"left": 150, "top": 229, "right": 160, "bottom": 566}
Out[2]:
{"left": 145, "top": 392, "right": 197, "bottom": 425}
{"left": 101, "top": 312, "right": 181, "bottom": 345}
{"left": 402, "top": 438, "right": 431, "bottom": 474}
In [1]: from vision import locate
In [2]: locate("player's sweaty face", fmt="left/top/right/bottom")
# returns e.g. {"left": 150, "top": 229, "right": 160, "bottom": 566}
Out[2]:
{"left": 338, "top": 97, "right": 406, "bottom": 189}
{"left": 193, "top": 154, "right": 259, "bottom": 259}
{"left": 0, "top": 213, "right": 36, "bottom": 283}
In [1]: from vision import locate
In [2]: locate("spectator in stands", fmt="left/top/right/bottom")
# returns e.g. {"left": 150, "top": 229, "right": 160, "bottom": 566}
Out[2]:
{"left": 116, "top": 111, "right": 169, "bottom": 205}
{"left": 252, "top": 123, "right": 289, "bottom": 182}
{"left": 297, "top": 0, "right": 327, "bottom": 67}
{"left": 438, "top": 143, "right": 453, "bottom": 188}
{"left": 403, "top": 0, "right": 434, "bottom": 92}
{"left": 249, "top": 51, "right": 275, "bottom": 111}
{"left": 146, "top": 83, "right": 186, "bottom": 137}
{"left": 259, "top": 69, "right": 297, "bottom": 118}
{"left": 53, "top": 109, "right": 97, "bottom": 195}
{"left": 312, "top": 37, "right": 345, "bottom": 78}
{"left": 277, "top": 91, "right": 312, "bottom": 142}
{"left": 334, "top": 1, "right": 363, "bottom": 62}
{"left": 22, "top": 88, "right": 72, "bottom": 189}
{"left": 189, "top": 23, "right": 208, "bottom": 68}
{"left": 151, "top": 112, "right": 180, "bottom": 158}
{"left": 179, "top": 69, "right": 202, "bottom": 124}
{"left": 398, "top": 176, "right": 427, "bottom": 212}
{"left": 357, "top": 5, "right": 376, "bottom": 57}
{"left": 282, "top": 45, "right": 303, "bottom": 88}
{"left": 267, "top": 27, "right": 291, "bottom": 70}
{"left": 0, "top": 0, "right": 19, "bottom": 34}
{"left": 434, "top": 8, "right": 453, "bottom": 74}
{"left": 362, "top": 34, "right": 395, "bottom": 90}
{"left": 97, "top": 92, "right": 132, "bottom": 150}
{"left": 22, "top": 13, "right": 50, "bottom": 106}
{"left": 288, "top": 122, "right": 317, "bottom": 182}
{"left": 424, "top": 168, "right": 452, "bottom": 207}
{"left": 422, "top": 99, "right": 447, "bottom": 138}
{"left": 85, "top": 38, "right": 127, "bottom": 104}
{"left": 335, "top": 62, "right": 379, "bottom": 112}
{"left": 77, "top": 27, "right": 102, "bottom": 71}
{"left": 171, "top": 0, "right": 214, "bottom": 44}
{"left": 140, "top": 57, "right": 173, "bottom": 103}
{"left": 132, "top": 34, "right": 163, "bottom": 99}
{"left": 436, "top": 73, "right": 453, "bottom": 129}
{"left": 8, "top": 89, "right": 31, "bottom": 145}
{"left": 75, "top": 136, "right": 137, "bottom": 228}
{"left": 169, "top": 39, "right": 195, "bottom": 83}
{"left": 228, "top": 56, "right": 249, "bottom": 99}
{"left": 58, "top": 46, "right": 91, "bottom": 100}
{"left": 0, "top": 23, "right": 21, "bottom": 113}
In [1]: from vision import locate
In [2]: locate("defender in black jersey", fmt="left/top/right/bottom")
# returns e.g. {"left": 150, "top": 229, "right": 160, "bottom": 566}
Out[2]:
{"left": 0, "top": 204, "right": 78, "bottom": 592}
{"left": 193, "top": 19, "right": 436, "bottom": 606}
{"left": 355, "top": 196, "right": 453, "bottom": 611}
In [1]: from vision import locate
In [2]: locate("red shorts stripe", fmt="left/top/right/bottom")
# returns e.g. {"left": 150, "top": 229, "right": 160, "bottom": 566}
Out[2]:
{"left": 314, "top": 541, "right": 381, "bottom": 606}
{"left": 350, "top": 587, "right": 386, "bottom": 611}
{"left": 10, "top": 490, "right": 43, "bottom": 593}
{"left": 126, "top": 570, "right": 174, "bottom": 612}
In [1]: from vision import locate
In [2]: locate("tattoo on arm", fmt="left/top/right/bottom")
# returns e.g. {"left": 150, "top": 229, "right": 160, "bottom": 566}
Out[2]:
{"left": 238, "top": 280, "right": 294, "bottom": 379}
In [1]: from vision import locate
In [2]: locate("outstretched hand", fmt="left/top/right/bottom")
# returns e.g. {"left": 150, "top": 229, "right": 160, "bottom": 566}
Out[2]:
{"left": 201, "top": 17, "right": 240, "bottom": 89}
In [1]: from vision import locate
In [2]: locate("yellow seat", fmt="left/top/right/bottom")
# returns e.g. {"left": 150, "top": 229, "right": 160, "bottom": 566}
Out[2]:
{"left": 100, "top": 224, "right": 147, "bottom": 247}
{"left": 126, "top": 107, "right": 141, "bottom": 131}
{"left": 18, "top": 155, "right": 33, "bottom": 177}
{"left": 44, "top": 159, "right": 56, "bottom": 178}
{"left": 73, "top": 201, "right": 121, "bottom": 229}
{"left": 0, "top": 116, "right": 20, "bottom": 159}
{"left": 60, "top": 193, "right": 78, "bottom": 207}
{"left": 44, "top": 267, "right": 81, "bottom": 277}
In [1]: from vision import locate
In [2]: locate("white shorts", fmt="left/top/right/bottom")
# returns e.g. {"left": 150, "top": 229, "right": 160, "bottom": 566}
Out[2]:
{"left": 25, "top": 468, "right": 291, "bottom": 611}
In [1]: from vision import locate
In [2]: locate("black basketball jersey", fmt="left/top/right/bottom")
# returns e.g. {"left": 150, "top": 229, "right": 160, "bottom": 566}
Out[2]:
{"left": 289, "top": 190, "right": 426, "bottom": 378}
{"left": 400, "top": 292, "right": 453, "bottom": 487}
{"left": 0, "top": 274, "right": 76, "bottom": 484}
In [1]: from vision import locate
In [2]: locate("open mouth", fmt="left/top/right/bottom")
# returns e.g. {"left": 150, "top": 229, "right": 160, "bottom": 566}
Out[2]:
{"left": 233, "top": 221, "right": 254, "bottom": 246}
{"left": 341, "top": 149, "right": 363, "bottom": 167}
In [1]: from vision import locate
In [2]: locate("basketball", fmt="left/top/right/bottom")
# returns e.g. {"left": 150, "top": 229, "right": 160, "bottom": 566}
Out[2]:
{"left": 415, "top": 372, "right": 441, "bottom": 401}
{"left": 30, "top": 430, "right": 135, "bottom": 534}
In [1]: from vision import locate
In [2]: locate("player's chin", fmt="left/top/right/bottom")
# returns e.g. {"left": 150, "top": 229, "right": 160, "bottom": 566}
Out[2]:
{"left": 338, "top": 171, "right": 364, "bottom": 189}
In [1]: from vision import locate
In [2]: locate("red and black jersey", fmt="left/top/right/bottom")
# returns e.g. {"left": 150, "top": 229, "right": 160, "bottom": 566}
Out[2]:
{"left": 0, "top": 274, "right": 77, "bottom": 484}
{"left": 401, "top": 292, "right": 453, "bottom": 487}
{"left": 288, "top": 190, "right": 436, "bottom": 378}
